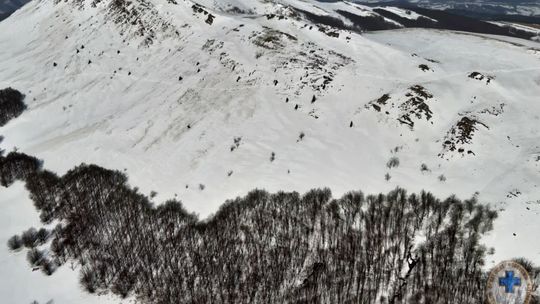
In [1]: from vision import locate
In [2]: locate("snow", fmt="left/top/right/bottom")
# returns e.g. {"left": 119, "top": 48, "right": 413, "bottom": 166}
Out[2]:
{"left": 489, "top": 21, "right": 540, "bottom": 37}
{"left": 376, "top": 6, "right": 436, "bottom": 21}
{"left": 0, "top": 183, "right": 123, "bottom": 304}
{"left": 0, "top": 0, "right": 540, "bottom": 301}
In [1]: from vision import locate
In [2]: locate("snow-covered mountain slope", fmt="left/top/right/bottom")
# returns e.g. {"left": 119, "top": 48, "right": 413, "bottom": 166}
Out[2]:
{"left": 1, "top": 0, "right": 540, "bottom": 298}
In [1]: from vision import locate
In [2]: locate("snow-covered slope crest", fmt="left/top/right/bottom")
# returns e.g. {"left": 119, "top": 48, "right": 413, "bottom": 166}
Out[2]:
{"left": 47, "top": 0, "right": 197, "bottom": 46}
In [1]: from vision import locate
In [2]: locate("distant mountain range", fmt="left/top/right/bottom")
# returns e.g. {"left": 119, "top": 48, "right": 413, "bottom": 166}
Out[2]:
{"left": 304, "top": 0, "right": 538, "bottom": 40}
{"left": 353, "top": 0, "right": 540, "bottom": 21}
{"left": 3, "top": 0, "right": 540, "bottom": 22}
{"left": 0, "top": 0, "right": 30, "bottom": 20}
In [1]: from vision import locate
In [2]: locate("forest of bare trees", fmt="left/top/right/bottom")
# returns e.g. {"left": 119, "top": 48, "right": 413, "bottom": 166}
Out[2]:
{"left": 0, "top": 148, "right": 505, "bottom": 304}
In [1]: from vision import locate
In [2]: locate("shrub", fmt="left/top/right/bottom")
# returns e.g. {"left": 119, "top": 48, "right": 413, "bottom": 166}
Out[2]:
{"left": 36, "top": 228, "right": 50, "bottom": 244}
{"left": 111, "top": 270, "right": 135, "bottom": 298}
{"left": 80, "top": 267, "right": 98, "bottom": 294}
{"left": 270, "top": 152, "right": 276, "bottom": 162}
{"left": 7, "top": 235, "right": 23, "bottom": 251}
{"left": 438, "top": 174, "right": 447, "bottom": 182}
{"left": 420, "top": 163, "right": 430, "bottom": 172}
{"left": 419, "top": 64, "right": 430, "bottom": 72}
{"left": 27, "top": 248, "right": 44, "bottom": 266}
{"left": 386, "top": 156, "right": 400, "bottom": 169}
{"left": 40, "top": 258, "right": 56, "bottom": 276}
{"left": 21, "top": 228, "right": 39, "bottom": 248}
{"left": 512, "top": 257, "right": 537, "bottom": 275}
{"left": 231, "top": 137, "right": 242, "bottom": 151}
{"left": 0, "top": 87, "right": 26, "bottom": 126}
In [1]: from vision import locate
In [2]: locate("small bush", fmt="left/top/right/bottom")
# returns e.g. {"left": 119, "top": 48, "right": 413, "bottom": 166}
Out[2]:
{"left": 420, "top": 163, "right": 430, "bottom": 173}
{"left": 40, "top": 259, "right": 56, "bottom": 276}
{"left": 199, "top": 184, "right": 205, "bottom": 191}
{"left": 27, "top": 248, "right": 44, "bottom": 266}
{"left": 385, "top": 173, "right": 391, "bottom": 181}
{"left": 36, "top": 228, "right": 50, "bottom": 244}
{"left": 7, "top": 235, "right": 23, "bottom": 251}
{"left": 512, "top": 257, "right": 537, "bottom": 275}
{"left": 80, "top": 267, "right": 98, "bottom": 294}
{"left": 21, "top": 228, "right": 39, "bottom": 248}
{"left": 111, "top": 270, "right": 135, "bottom": 298}
{"left": 419, "top": 64, "right": 430, "bottom": 72}
{"left": 270, "top": 152, "right": 276, "bottom": 162}
{"left": 386, "top": 157, "right": 400, "bottom": 169}
{"left": 0, "top": 87, "right": 26, "bottom": 127}
{"left": 438, "top": 174, "right": 446, "bottom": 182}
{"left": 231, "top": 137, "right": 242, "bottom": 151}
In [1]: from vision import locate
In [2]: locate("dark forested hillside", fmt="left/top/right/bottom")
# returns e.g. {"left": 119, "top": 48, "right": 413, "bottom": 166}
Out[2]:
{"left": 372, "top": 7, "right": 536, "bottom": 40}
{"left": 1, "top": 149, "right": 500, "bottom": 303}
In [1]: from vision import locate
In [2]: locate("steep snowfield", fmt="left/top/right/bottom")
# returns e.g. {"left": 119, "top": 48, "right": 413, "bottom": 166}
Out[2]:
{"left": 0, "top": 0, "right": 540, "bottom": 301}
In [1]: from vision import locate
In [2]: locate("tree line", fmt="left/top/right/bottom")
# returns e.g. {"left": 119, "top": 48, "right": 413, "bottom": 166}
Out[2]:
{"left": 0, "top": 149, "right": 510, "bottom": 303}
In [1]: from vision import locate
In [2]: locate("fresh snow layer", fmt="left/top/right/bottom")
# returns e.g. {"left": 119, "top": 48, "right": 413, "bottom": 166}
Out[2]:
{"left": 376, "top": 6, "right": 435, "bottom": 21}
{"left": 0, "top": 0, "right": 540, "bottom": 301}
{"left": 0, "top": 183, "right": 123, "bottom": 304}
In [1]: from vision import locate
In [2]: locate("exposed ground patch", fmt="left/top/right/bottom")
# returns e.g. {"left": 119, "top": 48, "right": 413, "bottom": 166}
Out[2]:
{"left": 468, "top": 72, "right": 495, "bottom": 85}
{"left": 440, "top": 116, "right": 489, "bottom": 157}
{"left": 366, "top": 85, "right": 434, "bottom": 129}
